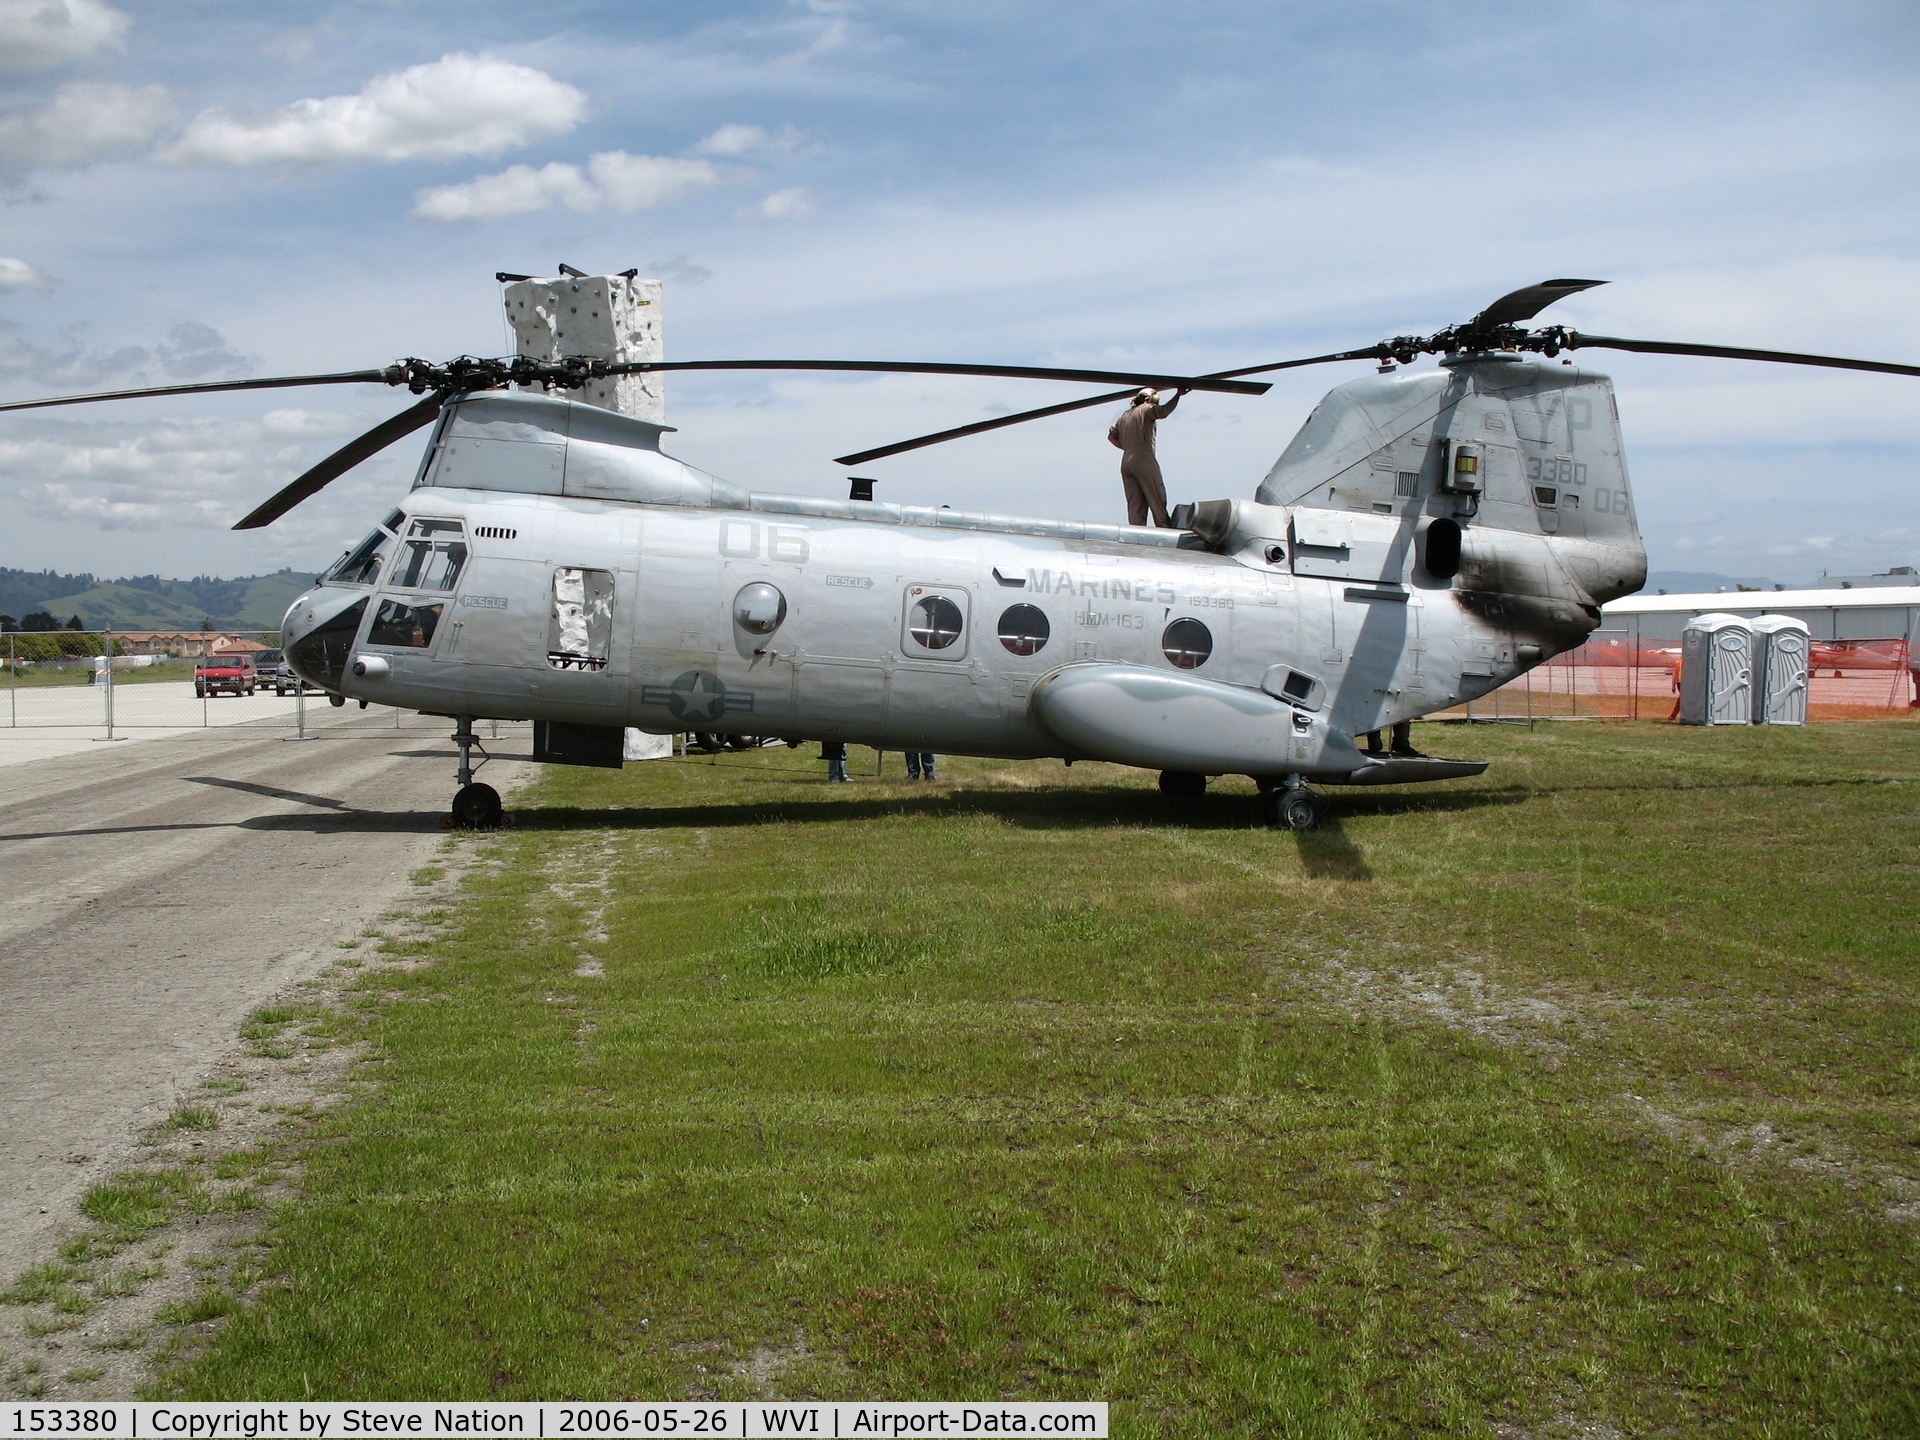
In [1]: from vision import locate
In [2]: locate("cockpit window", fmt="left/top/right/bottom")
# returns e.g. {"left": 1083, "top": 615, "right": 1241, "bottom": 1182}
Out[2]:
{"left": 367, "top": 599, "right": 443, "bottom": 649}
{"left": 391, "top": 518, "right": 468, "bottom": 592}
{"left": 326, "top": 529, "right": 392, "bottom": 586}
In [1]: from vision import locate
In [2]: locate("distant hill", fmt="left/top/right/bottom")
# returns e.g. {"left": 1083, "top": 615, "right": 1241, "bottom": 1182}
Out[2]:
{"left": 0, "top": 568, "right": 315, "bottom": 631}
{"left": 1642, "top": 570, "right": 1782, "bottom": 596}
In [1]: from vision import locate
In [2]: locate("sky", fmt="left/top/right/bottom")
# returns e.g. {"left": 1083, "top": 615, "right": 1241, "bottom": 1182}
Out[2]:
{"left": 0, "top": 0, "right": 1915, "bottom": 585}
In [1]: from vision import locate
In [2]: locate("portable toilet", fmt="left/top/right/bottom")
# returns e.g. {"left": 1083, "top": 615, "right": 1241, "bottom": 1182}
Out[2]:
{"left": 1679, "top": 612, "right": 1754, "bottom": 726}
{"left": 1750, "top": 613, "right": 1811, "bottom": 725}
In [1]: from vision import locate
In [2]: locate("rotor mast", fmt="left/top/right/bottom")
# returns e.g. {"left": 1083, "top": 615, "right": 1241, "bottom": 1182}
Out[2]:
{"left": 501, "top": 268, "right": 665, "bottom": 423}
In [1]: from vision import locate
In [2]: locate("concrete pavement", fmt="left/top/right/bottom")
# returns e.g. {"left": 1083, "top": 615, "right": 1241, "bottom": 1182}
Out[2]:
{"left": 0, "top": 709, "right": 531, "bottom": 1279}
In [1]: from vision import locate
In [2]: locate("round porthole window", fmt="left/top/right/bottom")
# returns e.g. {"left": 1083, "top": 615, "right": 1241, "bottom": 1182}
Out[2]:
{"left": 908, "top": 594, "right": 964, "bottom": 650}
{"left": 996, "top": 603, "right": 1050, "bottom": 656}
{"left": 1161, "top": 617, "right": 1213, "bottom": 669}
{"left": 732, "top": 582, "right": 787, "bottom": 635}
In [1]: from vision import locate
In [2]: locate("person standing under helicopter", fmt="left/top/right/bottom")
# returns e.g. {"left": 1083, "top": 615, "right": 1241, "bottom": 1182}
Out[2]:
{"left": 1108, "top": 387, "right": 1188, "bottom": 528}
{"left": 821, "top": 740, "right": 849, "bottom": 783}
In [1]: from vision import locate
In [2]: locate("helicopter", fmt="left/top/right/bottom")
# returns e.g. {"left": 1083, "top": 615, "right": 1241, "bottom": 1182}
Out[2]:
{"left": 3, "top": 277, "right": 1914, "bottom": 830}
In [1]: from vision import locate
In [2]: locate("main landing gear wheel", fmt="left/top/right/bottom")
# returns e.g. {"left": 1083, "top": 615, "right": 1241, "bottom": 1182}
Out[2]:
{"left": 1262, "top": 786, "right": 1325, "bottom": 831}
{"left": 451, "top": 782, "right": 502, "bottom": 831}
{"left": 1158, "top": 770, "right": 1207, "bottom": 801}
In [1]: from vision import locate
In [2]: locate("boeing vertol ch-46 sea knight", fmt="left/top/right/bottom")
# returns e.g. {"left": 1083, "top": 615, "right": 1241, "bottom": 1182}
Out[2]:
{"left": 6, "top": 278, "right": 1914, "bottom": 829}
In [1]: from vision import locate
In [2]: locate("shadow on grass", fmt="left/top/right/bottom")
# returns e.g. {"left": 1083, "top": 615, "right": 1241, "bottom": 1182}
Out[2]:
{"left": 1295, "top": 815, "right": 1371, "bottom": 879}
{"left": 14, "top": 766, "right": 1896, "bottom": 846}
{"left": 507, "top": 782, "right": 1529, "bottom": 837}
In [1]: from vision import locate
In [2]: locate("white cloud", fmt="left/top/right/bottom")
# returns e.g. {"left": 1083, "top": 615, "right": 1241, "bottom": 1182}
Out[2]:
{"left": 158, "top": 53, "right": 586, "bottom": 168}
{"left": 589, "top": 151, "right": 719, "bottom": 211}
{"left": 151, "top": 321, "right": 255, "bottom": 380}
{"left": 648, "top": 254, "right": 713, "bottom": 287}
{"left": 412, "top": 150, "right": 718, "bottom": 223}
{"left": 0, "top": 409, "right": 360, "bottom": 532}
{"left": 0, "top": 80, "right": 173, "bottom": 173}
{"left": 693, "top": 122, "right": 803, "bottom": 157}
{"left": 771, "top": 16, "right": 848, "bottom": 69}
{"left": 0, "top": 318, "right": 251, "bottom": 389}
{"left": 412, "top": 161, "right": 596, "bottom": 222}
{"left": 0, "top": 0, "right": 130, "bottom": 78}
{"left": 737, "top": 186, "right": 818, "bottom": 222}
{"left": 0, "top": 257, "right": 56, "bottom": 293}
{"left": 1268, "top": 155, "right": 1365, "bottom": 180}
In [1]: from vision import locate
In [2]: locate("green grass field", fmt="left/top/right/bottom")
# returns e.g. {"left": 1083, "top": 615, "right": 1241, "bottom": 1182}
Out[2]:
{"left": 163, "top": 721, "right": 1918, "bottom": 1434}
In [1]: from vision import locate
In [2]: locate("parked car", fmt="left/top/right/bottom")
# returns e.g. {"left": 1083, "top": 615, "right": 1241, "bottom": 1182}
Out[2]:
{"left": 253, "top": 648, "right": 310, "bottom": 695}
{"left": 195, "top": 653, "right": 257, "bottom": 697}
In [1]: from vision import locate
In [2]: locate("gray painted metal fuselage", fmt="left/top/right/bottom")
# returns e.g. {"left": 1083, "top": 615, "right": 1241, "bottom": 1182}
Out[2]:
{"left": 282, "top": 356, "right": 1647, "bottom": 784}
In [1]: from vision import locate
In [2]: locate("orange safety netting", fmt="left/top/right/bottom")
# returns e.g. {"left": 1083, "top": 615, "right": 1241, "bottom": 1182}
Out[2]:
{"left": 1431, "top": 635, "right": 1916, "bottom": 721}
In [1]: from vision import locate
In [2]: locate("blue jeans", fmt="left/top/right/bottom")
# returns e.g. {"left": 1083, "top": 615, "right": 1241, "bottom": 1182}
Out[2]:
{"left": 904, "top": 752, "right": 936, "bottom": 780}
{"left": 822, "top": 742, "right": 848, "bottom": 782}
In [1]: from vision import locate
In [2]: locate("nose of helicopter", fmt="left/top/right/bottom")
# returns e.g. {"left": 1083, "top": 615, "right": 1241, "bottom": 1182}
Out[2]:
{"left": 282, "top": 585, "right": 368, "bottom": 694}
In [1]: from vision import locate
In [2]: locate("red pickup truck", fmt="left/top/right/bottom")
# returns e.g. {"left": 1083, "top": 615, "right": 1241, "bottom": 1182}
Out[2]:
{"left": 195, "top": 653, "right": 258, "bottom": 698}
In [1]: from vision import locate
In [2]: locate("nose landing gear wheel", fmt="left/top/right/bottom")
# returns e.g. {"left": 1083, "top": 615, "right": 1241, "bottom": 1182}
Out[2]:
{"left": 451, "top": 782, "right": 503, "bottom": 831}
{"left": 1263, "top": 786, "right": 1325, "bottom": 831}
{"left": 1158, "top": 770, "right": 1207, "bottom": 801}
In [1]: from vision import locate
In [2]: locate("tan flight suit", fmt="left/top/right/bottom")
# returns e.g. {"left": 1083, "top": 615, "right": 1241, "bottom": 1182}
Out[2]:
{"left": 1108, "top": 393, "right": 1181, "bottom": 527}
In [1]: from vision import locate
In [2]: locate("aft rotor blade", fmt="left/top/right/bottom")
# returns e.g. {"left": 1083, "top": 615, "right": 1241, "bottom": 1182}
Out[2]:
{"left": 0, "top": 369, "right": 393, "bottom": 414}
{"left": 604, "top": 359, "right": 1270, "bottom": 396}
{"left": 834, "top": 347, "right": 1380, "bottom": 465}
{"left": 231, "top": 391, "right": 447, "bottom": 530}
{"left": 1472, "top": 278, "right": 1607, "bottom": 329}
{"left": 1565, "top": 333, "right": 1920, "bottom": 378}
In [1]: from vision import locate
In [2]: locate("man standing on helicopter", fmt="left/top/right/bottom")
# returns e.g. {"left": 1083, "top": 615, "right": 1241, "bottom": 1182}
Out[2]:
{"left": 1108, "top": 387, "right": 1187, "bottom": 528}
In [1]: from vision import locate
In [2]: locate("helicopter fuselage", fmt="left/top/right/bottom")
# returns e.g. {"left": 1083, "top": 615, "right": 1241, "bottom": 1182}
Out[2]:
{"left": 282, "top": 368, "right": 1643, "bottom": 784}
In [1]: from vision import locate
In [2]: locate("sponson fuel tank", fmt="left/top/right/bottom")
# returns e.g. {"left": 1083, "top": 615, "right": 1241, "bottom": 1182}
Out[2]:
{"left": 1028, "top": 663, "right": 1485, "bottom": 785}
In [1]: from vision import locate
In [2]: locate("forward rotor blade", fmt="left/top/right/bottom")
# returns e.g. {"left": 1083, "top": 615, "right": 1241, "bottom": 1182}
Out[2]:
{"left": 603, "top": 359, "right": 1269, "bottom": 395}
{"left": 834, "top": 347, "right": 1381, "bottom": 465}
{"left": 1472, "top": 278, "right": 1607, "bottom": 329}
{"left": 0, "top": 369, "right": 393, "bottom": 414}
{"left": 836, "top": 389, "right": 1139, "bottom": 466}
{"left": 1565, "top": 333, "right": 1920, "bottom": 378}
{"left": 231, "top": 391, "right": 447, "bottom": 531}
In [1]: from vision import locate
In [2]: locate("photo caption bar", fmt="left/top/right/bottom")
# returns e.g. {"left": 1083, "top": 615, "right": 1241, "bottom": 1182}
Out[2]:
{"left": 2, "top": 1403, "right": 1106, "bottom": 1439}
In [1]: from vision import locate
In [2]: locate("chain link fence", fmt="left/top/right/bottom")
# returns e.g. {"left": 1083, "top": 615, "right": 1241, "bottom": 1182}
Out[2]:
{"left": 0, "top": 630, "right": 445, "bottom": 739}
{"left": 1432, "top": 624, "right": 1918, "bottom": 723}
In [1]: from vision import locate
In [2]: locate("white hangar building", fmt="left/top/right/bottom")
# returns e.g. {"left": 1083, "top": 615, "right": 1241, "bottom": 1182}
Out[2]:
{"left": 1600, "top": 586, "right": 1920, "bottom": 645}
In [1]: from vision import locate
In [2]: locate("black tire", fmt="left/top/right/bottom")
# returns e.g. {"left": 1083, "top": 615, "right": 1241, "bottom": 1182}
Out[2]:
{"left": 1262, "top": 786, "right": 1324, "bottom": 831}
{"left": 725, "top": 735, "right": 757, "bottom": 751}
{"left": 451, "top": 782, "right": 503, "bottom": 831}
{"left": 194, "top": 685, "right": 204, "bottom": 698}
{"left": 1158, "top": 770, "right": 1207, "bottom": 801}
{"left": 692, "top": 732, "right": 725, "bottom": 753}
{"left": 327, "top": 693, "right": 346, "bottom": 708}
